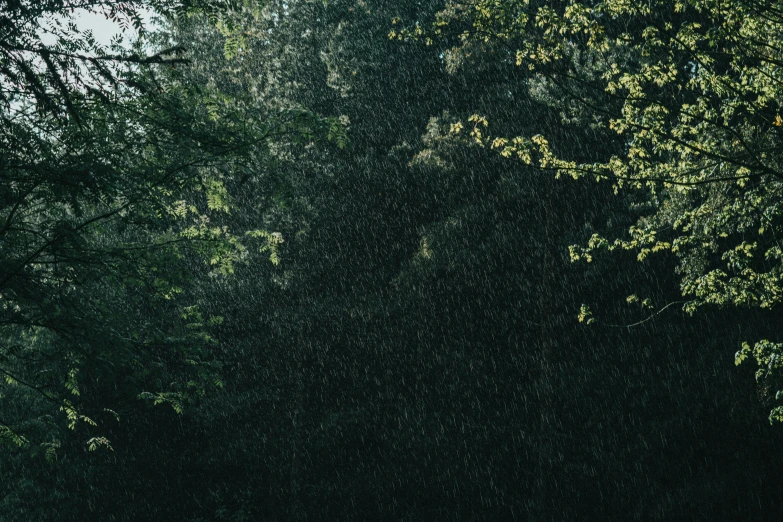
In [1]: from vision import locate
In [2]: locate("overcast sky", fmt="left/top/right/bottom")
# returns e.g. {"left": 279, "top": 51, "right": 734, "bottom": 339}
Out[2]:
{"left": 40, "top": 8, "right": 154, "bottom": 48}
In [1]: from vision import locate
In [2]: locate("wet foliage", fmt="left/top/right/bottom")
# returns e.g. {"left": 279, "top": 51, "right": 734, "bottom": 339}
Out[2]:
{"left": 1, "top": 1, "right": 783, "bottom": 520}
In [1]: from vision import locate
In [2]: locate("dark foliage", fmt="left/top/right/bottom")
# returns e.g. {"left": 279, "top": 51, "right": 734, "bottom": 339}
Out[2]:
{"left": 2, "top": 1, "right": 782, "bottom": 521}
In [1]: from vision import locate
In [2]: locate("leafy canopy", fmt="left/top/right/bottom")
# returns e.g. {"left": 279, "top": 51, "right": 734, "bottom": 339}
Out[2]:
{"left": 403, "top": 0, "right": 783, "bottom": 422}
{"left": 0, "top": 0, "right": 280, "bottom": 454}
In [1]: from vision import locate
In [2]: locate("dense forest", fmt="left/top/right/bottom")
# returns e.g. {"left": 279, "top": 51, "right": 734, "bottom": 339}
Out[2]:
{"left": 2, "top": 0, "right": 783, "bottom": 519}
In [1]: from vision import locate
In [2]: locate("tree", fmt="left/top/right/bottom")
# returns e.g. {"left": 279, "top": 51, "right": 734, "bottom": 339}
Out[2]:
{"left": 0, "top": 0, "right": 271, "bottom": 455}
{"left": 409, "top": 0, "right": 783, "bottom": 423}
{"left": 3, "top": 1, "right": 783, "bottom": 520}
{"left": 108, "top": 1, "right": 781, "bottom": 519}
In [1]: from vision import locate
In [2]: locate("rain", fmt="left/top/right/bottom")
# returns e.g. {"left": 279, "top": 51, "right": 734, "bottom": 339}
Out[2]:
{"left": 1, "top": 1, "right": 782, "bottom": 520}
